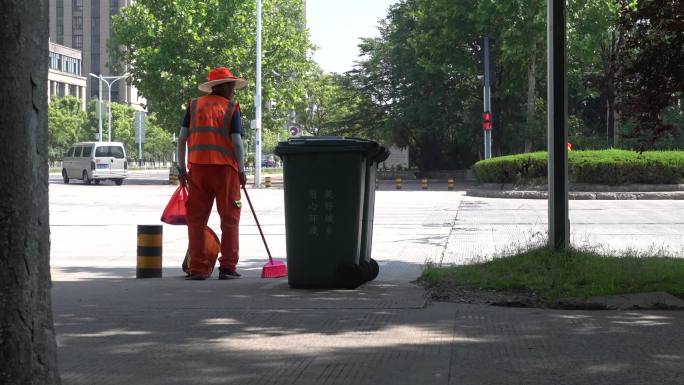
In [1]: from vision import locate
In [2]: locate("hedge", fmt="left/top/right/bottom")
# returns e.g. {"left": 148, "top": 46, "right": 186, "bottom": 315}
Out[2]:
{"left": 473, "top": 150, "right": 684, "bottom": 185}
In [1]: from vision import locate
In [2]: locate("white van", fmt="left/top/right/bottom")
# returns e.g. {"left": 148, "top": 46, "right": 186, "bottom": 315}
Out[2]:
{"left": 62, "top": 142, "right": 128, "bottom": 185}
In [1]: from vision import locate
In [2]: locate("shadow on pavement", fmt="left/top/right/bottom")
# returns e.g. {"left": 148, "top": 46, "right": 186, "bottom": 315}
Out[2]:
{"left": 52, "top": 265, "right": 684, "bottom": 385}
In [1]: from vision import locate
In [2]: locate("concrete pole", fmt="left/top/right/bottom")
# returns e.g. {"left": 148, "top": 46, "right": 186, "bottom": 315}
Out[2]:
{"left": 547, "top": 0, "right": 569, "bottom": 249}
{"left": 255, "top": 0, "right": 263, "bottom": 188}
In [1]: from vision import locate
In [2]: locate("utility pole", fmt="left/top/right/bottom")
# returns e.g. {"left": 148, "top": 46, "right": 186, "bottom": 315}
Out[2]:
{"left": 254, "top": 0, "right": 263, "bottom": 188}
{"left": 547, "top": 0, "right": 569, "bottom": 249}
{"left": 483, "top": 36, "right": 493, "bottom": 159}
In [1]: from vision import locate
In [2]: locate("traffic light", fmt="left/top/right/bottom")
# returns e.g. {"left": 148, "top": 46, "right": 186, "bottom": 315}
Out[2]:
{"left": 483, "top": 111, "right": 492, "bottom": 131}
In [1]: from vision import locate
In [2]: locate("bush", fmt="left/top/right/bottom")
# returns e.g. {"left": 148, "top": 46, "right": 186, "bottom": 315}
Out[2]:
{"left": 474, "top": 150, "right": 684, "bottom": 185}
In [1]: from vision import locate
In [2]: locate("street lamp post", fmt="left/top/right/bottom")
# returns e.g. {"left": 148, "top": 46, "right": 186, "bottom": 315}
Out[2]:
{"left": 89, "top": 73, "right": 129, "bottom": 142}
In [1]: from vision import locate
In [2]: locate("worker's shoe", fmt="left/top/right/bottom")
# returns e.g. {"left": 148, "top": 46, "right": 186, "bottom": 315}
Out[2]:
{"left": 185, "top": 274, "right": 207, "bottom": 281}
{"left": 218, "top": 268, "right": 241, "bottom": 280}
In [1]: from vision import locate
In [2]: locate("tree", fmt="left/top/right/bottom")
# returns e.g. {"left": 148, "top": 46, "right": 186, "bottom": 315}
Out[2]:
{"left": 110, "top": 0, "right": 314, "bottom": 137}
{"left": 143, "top": 116, "right": 175, "bottom": 162}
{"left": 48, "top": 96, "right": 89, "bottom": 161}
{"left": 352, "top": 0, "right": 626, "bottom": 170}
{"left": 291, "top": 70, "right": 383, "bottom": 138}
{"left": 0, "top": 0, "right": 61, "bottom": 383}
{"left": 613, "top": 0, "right": 684, "bottom": 150}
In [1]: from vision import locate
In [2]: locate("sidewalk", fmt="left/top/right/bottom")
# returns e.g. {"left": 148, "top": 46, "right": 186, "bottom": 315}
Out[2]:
{"left": 468, "top": 183, "right": 684, "bottom": 200}
{"left": 52, "top": 267, "right": 684, "bottom": 385}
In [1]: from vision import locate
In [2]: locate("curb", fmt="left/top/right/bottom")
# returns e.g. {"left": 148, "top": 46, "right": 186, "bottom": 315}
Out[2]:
{"left": 467, "top": 189, "right": 684, "bottom": 200}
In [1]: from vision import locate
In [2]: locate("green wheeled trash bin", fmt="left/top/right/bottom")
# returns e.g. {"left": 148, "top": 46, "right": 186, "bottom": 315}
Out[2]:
{"left": 275, "top": 137, "right": 388, "bottom": 289}
{"left": 360, "top": 144, "right": 390, "bottom": 282}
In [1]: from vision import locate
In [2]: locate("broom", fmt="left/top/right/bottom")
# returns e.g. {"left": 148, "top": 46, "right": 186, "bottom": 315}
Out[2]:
{"left": 242, "top": 185, "right": 288, "bottom": 278}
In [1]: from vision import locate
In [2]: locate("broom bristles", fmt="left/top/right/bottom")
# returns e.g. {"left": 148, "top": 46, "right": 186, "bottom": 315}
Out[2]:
{"left": 262, "top": 260, "right": 288, "bottom": 278}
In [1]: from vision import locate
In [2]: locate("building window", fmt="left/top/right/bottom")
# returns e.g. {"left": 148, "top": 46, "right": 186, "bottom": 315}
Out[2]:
{"left": 73, "top": 16, "right": 83, "bottom": 30}
{"left": 110, "top": 0, "right": 119, "bottom": 15}
{"left": 72, "top": 0, "right": 83, "bottom": 12}
{"left": 91, "top": 0, "right": 101, "bottom": 74}
{"left": 91, "top": 54, "right": 100, "bottom": 74}
{"left": 56, "top": 0, "right": 64, "bottom": 44}
{"left": 91, "top": 81, "right": 100, "bottom": 98}
{"left": 69, "top": 85, "right": 77, "bottom": 97}
{"left": 91, "top": 19, "right": 101, "bottom": 39}
{"left": 73, "top": 34, "right": 83, "bottom": 49}
{"left": 49, "top": 52, "right": 59, "bottom": 70}
{"left": 56, "top": 24, "right": 64, "bottom": 43}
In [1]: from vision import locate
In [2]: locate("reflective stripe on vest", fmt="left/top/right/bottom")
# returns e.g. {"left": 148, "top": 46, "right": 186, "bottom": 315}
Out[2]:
{"left": 188, "top": 144, "right": 236, "bottom": 158}
{"left": 187, "top": 96, "right": 239, "bottom": 166}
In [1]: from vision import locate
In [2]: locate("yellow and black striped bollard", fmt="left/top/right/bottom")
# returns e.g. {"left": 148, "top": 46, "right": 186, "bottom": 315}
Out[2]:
{"left": 137, "top": 225, "right": 163, "bottom": 278}
{"left": 395, "top": 177, "right": 402, "bottom": 190}
{"left": 265, "top": 176, "right": 272, "bottom": 188}
{"left": 447, "top": 178, "right": 455, "bottom": 190}
{"left": 421, "top": 178, "right": 428, "bottom": 190}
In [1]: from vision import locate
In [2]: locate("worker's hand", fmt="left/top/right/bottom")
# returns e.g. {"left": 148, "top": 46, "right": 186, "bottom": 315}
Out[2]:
{"left": 239, "top": 171, "right": 247, "bottom": 187}
{"left": 178, "top": 166, "right": 188, "bottom": 187}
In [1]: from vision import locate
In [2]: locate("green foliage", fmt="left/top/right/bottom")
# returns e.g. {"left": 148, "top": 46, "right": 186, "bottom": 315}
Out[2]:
{"left": 293, "top": 70, "right": 383, "bottom": 139}
{"left": 420, "top": 246, "right": 684, "bottom": 300}
{"left": 110, "top": 0, "right": 314, "bottom": 137}
{"left": 49, "top": 97, "right": 173, "bottom": 162}
{"left": 48, "top": 96, "right": 89, "bottom": 160}
{"left": 108, "top": 102, "right": 173, "bottom": 161}
{"left": 474, "top": 149, "right": 684, "bottom": 184}
{"left": 350, "top": 0, "right": 624, "bottom": 171}
{"left": 473, "top": 151, "right": 548, "bottom": 184}
{"left": 143, "top": 116, "right": 174, "bottom": 161}
{"left": 613, "top": 0, "right": 684, "bottom": 149}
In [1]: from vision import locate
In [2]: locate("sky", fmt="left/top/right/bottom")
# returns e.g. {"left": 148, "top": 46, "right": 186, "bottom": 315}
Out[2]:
{"left": 306, "top": 0, "right": 398, "bottom": 74}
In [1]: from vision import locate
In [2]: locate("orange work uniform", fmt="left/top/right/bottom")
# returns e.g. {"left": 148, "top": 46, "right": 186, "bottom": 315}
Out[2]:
{"left": 185, "top": 95, "right": 241, "bottom": 276}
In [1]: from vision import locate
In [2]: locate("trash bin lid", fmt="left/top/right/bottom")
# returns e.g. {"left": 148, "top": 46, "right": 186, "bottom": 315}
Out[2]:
{"left": 275, "top": 136, "right": 378, "bottom": 156}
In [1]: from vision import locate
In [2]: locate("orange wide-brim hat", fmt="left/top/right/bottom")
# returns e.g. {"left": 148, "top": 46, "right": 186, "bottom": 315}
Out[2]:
{"left": 198, "top": 67, "right": 247, "bottom": 93}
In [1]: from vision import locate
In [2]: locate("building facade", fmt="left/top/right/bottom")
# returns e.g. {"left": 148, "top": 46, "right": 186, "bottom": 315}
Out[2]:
{"left": 48, "top": 41, "right": 88, "bottom": 110}
{"left": 49, "top": 0, "right": 146, "bottom": 111}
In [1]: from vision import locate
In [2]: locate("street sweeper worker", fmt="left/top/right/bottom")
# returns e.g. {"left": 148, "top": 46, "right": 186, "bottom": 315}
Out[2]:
{"left": 176, "top": 67, "right": 248, "bottom": 280}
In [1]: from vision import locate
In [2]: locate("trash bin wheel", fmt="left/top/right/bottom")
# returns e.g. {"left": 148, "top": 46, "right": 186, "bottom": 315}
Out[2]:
{"left": 369, "top": 258, "right": 379, "bottom": 281}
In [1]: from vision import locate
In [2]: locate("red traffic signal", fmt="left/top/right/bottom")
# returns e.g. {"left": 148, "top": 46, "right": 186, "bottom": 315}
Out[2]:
{"left": 483, "top": 111, "right": 492, "bottom": 131}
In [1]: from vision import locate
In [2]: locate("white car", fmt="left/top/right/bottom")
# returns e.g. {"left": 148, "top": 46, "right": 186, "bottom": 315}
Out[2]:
{"left": 62, "top": 142, "right": 128, "bottom": 185}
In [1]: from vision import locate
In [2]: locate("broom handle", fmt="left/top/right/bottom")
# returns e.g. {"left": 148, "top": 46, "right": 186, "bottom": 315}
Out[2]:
{"left": 242, "top": 185, "right": 274, "bottom": 263}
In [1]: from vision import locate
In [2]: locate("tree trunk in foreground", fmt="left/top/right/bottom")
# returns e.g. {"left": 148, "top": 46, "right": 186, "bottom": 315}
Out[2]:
{"left": 0, "top": 0, "right": 61, "bottom": 383}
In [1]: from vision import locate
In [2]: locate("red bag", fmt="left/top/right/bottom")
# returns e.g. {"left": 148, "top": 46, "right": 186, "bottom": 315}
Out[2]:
{"left": 161, "top": 185, "right": 188, "bottom": 225}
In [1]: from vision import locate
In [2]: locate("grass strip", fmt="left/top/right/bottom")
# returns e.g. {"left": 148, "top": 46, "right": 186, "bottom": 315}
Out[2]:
{"left": 420, "top": 247, "right": 684, "bottom": 300}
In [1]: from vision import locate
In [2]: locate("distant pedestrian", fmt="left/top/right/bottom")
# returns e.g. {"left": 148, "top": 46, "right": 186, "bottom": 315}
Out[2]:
{"left": 177, "top": 67, "right": 248, "bottom": 280}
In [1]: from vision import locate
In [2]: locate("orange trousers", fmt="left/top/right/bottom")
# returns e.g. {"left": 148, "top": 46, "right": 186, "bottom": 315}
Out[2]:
{"left": 186, "top": 164, "right": 241, "bottom": 276}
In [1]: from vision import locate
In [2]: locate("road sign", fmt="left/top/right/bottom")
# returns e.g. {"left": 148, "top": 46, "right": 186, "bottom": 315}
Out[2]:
{"left": 289, "top": 125, "right": 300, "bottom": 136}
{"left": 135, "top": 111, "right": 146, "bottom": 144}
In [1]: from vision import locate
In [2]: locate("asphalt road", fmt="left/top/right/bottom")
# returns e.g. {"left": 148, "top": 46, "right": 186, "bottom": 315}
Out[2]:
{"left": 49, "top": 170, "right": 684, "bottom": 282}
